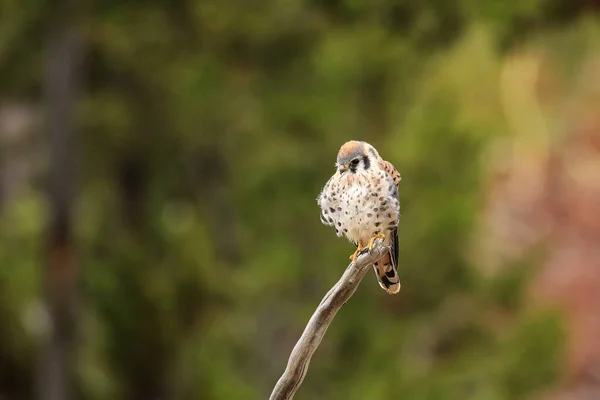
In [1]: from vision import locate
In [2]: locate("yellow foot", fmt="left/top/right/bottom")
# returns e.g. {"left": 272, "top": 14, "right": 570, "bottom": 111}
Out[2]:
{"left": 349, "top": 240, "right": 364, "bottom": 264}
{"left": 366, "top": 233, "right": 386, "bottom": 251}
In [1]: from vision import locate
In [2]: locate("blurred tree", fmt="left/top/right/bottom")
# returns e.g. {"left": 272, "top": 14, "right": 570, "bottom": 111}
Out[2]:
{"left": 37, "top": 1, "right": 83, "bottom": 400}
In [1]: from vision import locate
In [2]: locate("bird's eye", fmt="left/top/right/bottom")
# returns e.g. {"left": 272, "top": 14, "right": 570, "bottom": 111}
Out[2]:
{"left": 350, "top": 159, "right": 360, "bottom": 166}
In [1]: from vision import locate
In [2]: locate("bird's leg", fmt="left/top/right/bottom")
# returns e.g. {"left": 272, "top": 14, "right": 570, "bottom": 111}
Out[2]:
{"left": 366, "top": 233, "right": 386, "bottom": 251}
{"left": 349, "top": 240, "right": 365, "bottom": 264}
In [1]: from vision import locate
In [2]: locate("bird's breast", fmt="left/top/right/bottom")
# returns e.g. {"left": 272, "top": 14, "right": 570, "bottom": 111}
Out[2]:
{"left": 319, "top": 170, "right": 399, "bottom": 244}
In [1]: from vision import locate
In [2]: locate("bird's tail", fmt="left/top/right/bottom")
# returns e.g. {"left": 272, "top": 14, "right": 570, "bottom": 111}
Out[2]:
{"left": 373, "top": 252, "right": 401, "bottom": 294}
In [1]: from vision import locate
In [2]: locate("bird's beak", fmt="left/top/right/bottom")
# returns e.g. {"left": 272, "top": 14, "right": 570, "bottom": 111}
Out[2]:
{"left": 338, "top": 164, "right": 348, "bottom": 173}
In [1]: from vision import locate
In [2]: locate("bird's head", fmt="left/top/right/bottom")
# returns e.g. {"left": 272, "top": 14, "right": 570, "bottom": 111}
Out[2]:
{"left": 336, "top": 140, "right": 379, "bottom": 174}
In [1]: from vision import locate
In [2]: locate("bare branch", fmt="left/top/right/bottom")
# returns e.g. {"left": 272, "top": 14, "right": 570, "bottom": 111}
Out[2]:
{"left": 270, "top": 239, "right": 389, "bottom": 400}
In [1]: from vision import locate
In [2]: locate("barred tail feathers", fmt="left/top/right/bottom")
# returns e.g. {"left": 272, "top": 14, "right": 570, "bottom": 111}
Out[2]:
{"left": 373, "top": 252, "right": 401, "bottom": 294}
{"left": 373, "top": 227, "right": 400, "bottom": 294}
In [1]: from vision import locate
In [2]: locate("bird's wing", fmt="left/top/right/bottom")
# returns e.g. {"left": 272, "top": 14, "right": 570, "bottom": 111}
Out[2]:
{"left": 374, "top": 158, "right": 401, "bottom": 294}
{"left": 378, "top": 159, "right": 402, "bottom": 186}
{"left": 317, "top": 176, "right": 336, "bottom": 226}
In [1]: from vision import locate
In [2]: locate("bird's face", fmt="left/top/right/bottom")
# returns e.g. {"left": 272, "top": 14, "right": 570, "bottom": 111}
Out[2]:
{"left": 336, "top": 140, "right": 379, "bottom": 175}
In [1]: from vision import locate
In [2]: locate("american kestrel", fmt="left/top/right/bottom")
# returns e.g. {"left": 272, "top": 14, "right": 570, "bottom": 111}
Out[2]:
{"left": 317, "top": 140, "right": 401, "bottom": 294}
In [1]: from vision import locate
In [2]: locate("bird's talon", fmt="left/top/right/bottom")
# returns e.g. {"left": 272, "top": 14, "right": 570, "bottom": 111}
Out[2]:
{"left": 349, "top": 249, "right": 361, "bottom": 264}
{"left": 367, "top": 233, "right": 386, "bottom": 251}
{"left": 349, "top": 241, "right": 364, "bottom": 264}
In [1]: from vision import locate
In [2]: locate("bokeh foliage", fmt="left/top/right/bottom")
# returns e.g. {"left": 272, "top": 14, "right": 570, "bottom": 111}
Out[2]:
{"left": 2, "top": 0, "right": 595, "bottom": 399}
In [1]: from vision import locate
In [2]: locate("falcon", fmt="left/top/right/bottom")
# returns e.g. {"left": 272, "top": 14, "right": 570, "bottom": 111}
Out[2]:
{"left": 317, "top": 140, "right": 402, "bottom": 294}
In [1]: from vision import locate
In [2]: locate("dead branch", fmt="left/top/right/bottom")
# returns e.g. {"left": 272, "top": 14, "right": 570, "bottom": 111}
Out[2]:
{"left": 269, "top": 239, "right": 389, "bottom": 400}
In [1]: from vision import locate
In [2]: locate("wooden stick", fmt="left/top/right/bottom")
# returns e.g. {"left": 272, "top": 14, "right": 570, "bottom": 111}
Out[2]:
{"left": 270, "top": 239, "right": 389, "bottom": 400}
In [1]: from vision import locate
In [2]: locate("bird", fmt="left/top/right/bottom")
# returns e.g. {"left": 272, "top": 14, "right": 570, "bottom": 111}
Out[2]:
{"left": 317, "top": 140, "right": 402, "bottom": 294}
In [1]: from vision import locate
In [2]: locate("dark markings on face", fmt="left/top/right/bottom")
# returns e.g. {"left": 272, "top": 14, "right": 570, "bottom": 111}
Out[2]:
{"left": 362, "top": 155, "right": 370, "bottom": 170}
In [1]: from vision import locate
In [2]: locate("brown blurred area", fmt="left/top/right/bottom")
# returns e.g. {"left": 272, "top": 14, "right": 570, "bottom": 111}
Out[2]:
{"left": 480, "top": 49, "right": 600, "bottom": 400}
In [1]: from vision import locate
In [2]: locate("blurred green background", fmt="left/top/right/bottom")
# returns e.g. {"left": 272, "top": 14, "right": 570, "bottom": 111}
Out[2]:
{"left": 2, "top": 1, "right": 600, "bottom": 399}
